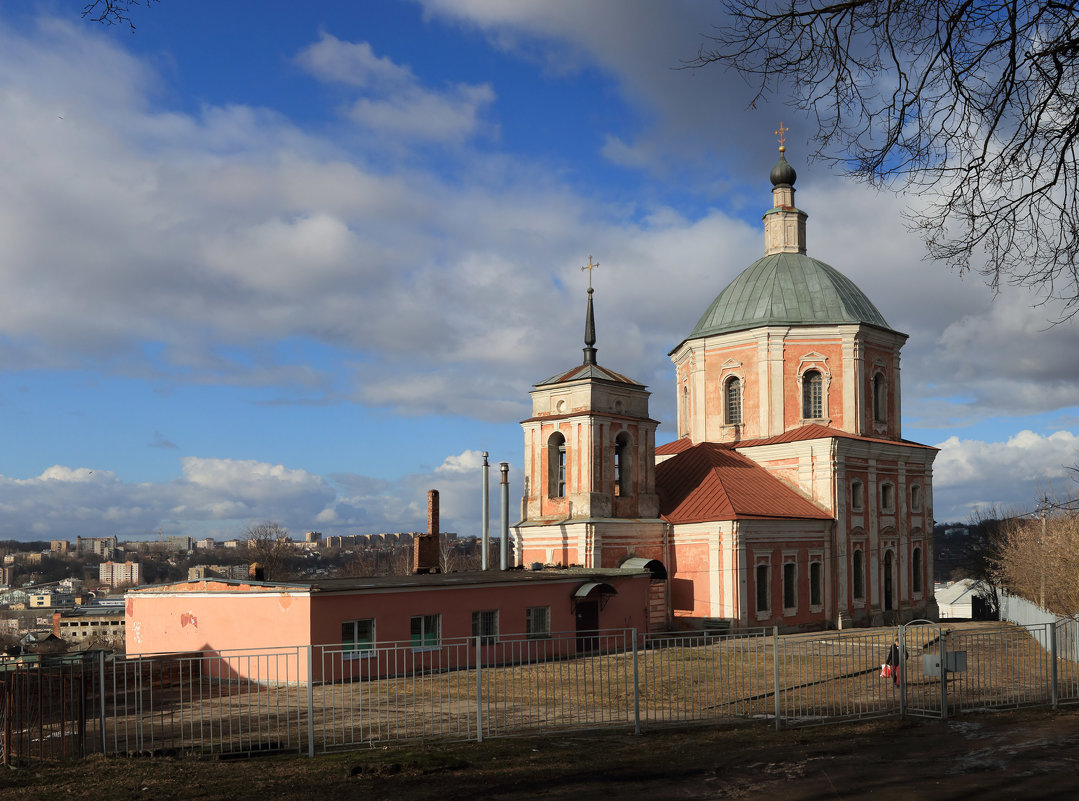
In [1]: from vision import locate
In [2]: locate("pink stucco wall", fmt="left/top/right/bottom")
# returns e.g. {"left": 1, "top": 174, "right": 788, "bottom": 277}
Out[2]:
{"left": 125, "top": 574, "right": 653, "bottom": 683}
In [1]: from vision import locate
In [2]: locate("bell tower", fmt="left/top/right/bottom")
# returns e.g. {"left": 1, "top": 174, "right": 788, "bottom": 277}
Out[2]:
{"left": 514, "top": 258, "right": 663, "bottom": 568}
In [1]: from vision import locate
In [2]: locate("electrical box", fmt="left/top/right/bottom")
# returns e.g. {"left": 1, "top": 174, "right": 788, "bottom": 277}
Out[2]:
{"left": 922, "top": 650, "right": 967, "bottom": 677}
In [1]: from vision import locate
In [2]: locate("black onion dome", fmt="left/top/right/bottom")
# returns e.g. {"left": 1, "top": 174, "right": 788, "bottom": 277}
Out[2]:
{"left": 769, "top": 152, "right": 797, "bottom": 187}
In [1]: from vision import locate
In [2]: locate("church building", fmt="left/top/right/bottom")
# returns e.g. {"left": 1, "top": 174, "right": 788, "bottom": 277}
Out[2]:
{"left": 513, "top": 144, "right": 938, "bottom": 630}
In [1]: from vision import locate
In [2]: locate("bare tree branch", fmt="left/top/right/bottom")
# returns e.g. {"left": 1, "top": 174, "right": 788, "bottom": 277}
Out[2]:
{"left": 81, "top": 0, "right": 157, "bottom": 31}
{"left": 244, "top": 521, "right": 293, "bottom": 582}
{"left": 695, "top": 1, "right": 1079, "bottom": 316}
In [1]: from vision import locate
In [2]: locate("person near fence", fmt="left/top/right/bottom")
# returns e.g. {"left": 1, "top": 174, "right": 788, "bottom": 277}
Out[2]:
{"left": 884, "top": 637, "right": 902, "bottom": 686}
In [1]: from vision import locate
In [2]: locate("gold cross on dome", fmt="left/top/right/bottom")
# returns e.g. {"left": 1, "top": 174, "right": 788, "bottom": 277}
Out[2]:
{"left": 775, "top": 122, "right": 789, "bottom": 152}
{"left": 581, "top": 255, "right": 600, "bottom": 288}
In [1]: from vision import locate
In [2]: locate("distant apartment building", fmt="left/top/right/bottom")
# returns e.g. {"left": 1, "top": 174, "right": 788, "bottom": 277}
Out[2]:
{"left": 0, "top": 565, "right": 13, "bottom": 586}
{"left": 165, "top": 535, "right": 194, "bottom": 552}
{"left": 77, "top": 536, "right": 118, "bottom": 559}
{"left": 50, "top": 540, "right": 71, "bottom": 554}
{"left": 52, "top": 606, "right": 125, "bottom": 647}
{"left": 187, "top": 564, "right": 250, "bottom": 581}
{"left": 305, "top": 531, "right": 322, "bottom": 543}
{"left": 222, "top": 540, "right": 241, "bottom": 549}
{"left": 99, "top": 561, "right": 141, "bottom": 587}
{"left": 196, "top": 538, "right": 216, "bottom": 550}
{"left": 29, "top": 592, "right": 75, "bottom": 609}
{"left": 24, "top": 552, "right": 44, "bottom": 565}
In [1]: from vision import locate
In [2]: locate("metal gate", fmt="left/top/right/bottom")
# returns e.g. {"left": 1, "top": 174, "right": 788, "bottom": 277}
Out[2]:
{"left": 900, "top": 620, "right": 953, "bottom": 719}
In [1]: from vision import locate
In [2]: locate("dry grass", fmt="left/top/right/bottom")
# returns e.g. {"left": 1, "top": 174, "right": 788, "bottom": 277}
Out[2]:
{"left": 6, "top": 621, "right": 1077, "bottom": 763}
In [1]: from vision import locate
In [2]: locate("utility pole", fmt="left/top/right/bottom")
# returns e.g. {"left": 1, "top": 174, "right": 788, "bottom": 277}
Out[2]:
{"left": 1040, "top": 495, "right": 1048, "bottom": 609}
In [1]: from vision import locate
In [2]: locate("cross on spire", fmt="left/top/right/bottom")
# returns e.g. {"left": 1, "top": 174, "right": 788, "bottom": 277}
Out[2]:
{"left": 581, "top": 255, "right": 600, "bottom": 289}
{"left": 775, "top": 122, "right": 789, "bottom": 153}
{"left": 580, "top": 255, "right": 599, "bottom": 365}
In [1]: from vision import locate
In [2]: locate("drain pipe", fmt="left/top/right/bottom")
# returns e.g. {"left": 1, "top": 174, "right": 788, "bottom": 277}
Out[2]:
{"left": 481, "top": 452, "right": 490, "bottom": 571}
{"left": 500, "top": 462, "right": 510, "bottom": 570}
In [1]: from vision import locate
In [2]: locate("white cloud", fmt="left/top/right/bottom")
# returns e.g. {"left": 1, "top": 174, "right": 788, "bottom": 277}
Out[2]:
{"left": 932, "top": 431, "right": 1079, "bottom": 522}
{"left": 346, "top": 82, "right": 495, "bottom": 142}
{"left": 296, "top": 34, "right": 414, "bottom": 89}
{"left": 437, "top": 450, "right": 487, "bottom": 474}
{"left": 0, "top": 13, "right": 1076, "bottom": 546}
{"left": 295, "top": 32, "right": 495, "bottom": 143}
{"left": 0, "top": 452, "right": 512, "bottom": 542}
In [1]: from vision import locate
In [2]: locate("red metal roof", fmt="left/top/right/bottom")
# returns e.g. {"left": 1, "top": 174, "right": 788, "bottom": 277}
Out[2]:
{"left": 656, "top": 437, "right": 694, "bottom": 456}
{"left": 734, "top": 423, "right": 937, "bottom": 450}
{"left": 656, "top": 441, "right": 832, "bottom": 524}
{"left": 537, "top": 363, "right": 643, "bottom": 387}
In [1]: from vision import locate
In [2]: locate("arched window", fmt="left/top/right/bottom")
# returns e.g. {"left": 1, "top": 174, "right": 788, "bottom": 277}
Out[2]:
{"left": 912, "top": 547, "right": 923, "bottom": 594}
{"left": 802, "top": 370, "right": 823, "bottom": 419}
{"left": 614, "top": 432, "right": 632, "bottom": 496}
{"left": 852, "top": 549, "right": 865, "bottom": 600}
{"left": 680, "top": 384, "right": 689, "bottom": 436}
{"left": 873, "top": 372, "right": 886, "bottom": 423}
{"left": 548, "top": 432, "right": 567, "bottom": 499}
{"left": 724, "top": 376, "right": 742, "bottom": 425}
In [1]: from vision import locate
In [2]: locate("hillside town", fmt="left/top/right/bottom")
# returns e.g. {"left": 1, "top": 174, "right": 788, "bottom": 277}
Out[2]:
{"left": 0, "top": 529, "right": 485, "bottom": 656}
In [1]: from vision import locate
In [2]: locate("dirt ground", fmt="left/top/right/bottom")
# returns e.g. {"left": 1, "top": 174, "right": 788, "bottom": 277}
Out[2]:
{"left": 4, "top": 707, "right": 1079, "bottom": 800}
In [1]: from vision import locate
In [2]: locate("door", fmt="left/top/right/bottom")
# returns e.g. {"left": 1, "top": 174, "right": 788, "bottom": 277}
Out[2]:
{"left": 575, "top": 600, "right": 599, "bottom": 652}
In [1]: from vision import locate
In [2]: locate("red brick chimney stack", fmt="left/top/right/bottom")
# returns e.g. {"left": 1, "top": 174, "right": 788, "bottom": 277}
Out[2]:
{"left": 413, "top": 489, "right": 442, "bottom": 574}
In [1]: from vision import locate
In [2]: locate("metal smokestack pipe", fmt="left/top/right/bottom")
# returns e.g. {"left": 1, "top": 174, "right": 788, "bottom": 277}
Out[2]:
{"left": 499, "top": 462, "right": 509, "bottom": 571}
{"left": 481, "top": 452, "right": 490, "bottom": 571}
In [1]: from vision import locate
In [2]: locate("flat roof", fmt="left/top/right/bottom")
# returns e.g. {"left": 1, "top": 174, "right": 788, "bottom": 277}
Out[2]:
{"left": 129, "top": 566, "right": 649, "bottom": 595}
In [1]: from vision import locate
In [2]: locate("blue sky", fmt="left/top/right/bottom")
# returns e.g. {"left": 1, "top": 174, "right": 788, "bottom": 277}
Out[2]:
{"left": 0, "top": 0, "right": 1076, "bottom": 543}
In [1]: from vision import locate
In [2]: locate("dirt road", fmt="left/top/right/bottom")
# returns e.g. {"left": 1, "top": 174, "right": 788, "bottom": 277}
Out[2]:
{"left": 4, "top": 708, "right": 1079, "bottom": 800}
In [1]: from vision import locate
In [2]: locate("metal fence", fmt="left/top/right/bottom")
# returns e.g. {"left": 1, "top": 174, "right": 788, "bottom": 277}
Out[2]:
{"left": 3, "top": 620, "right": 1078, "bottom": 765}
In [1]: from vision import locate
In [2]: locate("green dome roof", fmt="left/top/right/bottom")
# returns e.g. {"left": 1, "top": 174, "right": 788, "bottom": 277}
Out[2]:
{"left": 688, "top": 252, "right": 893, "bottom": 339}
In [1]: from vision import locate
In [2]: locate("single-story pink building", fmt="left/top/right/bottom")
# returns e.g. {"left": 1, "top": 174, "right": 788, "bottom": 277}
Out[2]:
{"left": 125, "top": 565, "right": 660, "bottom": 682}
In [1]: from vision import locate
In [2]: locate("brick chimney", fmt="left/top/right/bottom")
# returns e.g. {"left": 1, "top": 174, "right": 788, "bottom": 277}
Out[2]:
{"left": 413, "top": 489, "right": 442, "bottom": 574}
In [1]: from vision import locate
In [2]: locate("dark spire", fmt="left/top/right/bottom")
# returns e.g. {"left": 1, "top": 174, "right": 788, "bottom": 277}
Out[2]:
{"left": 583, "top": 286, "right": 597, "bottom": 365}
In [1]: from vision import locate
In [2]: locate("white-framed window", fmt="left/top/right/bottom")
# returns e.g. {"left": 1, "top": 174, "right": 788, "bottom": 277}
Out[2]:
{"left": 755, "top": 563, "right": 770, "bottom": 613}
{"left": 342, "top": 619, "right": 375, "bottom": 659}
{"left": 724, "top": 376, "right": 742, "bottom": 425}
{"left": 614, "top": 432, "right": 632, "bottom": 497}
{"left": 910, "top": 484, "right": 922, "bottom": 512}
{"left": 881, "top": 482, "right": 895, "bottom": 513}
{"left": 526, "top": 606, "right": 550, "bottom": 639}
{"left": 410, "top": 614, "right": 440, "bottom": 650}
{"left": 851, "top": 480, "right": 864, "bottom": 511}
{"left": 548, "top": 432, "right": 567, "bottom": 498}
{"left": 810, "top": 561, "right": 823, "bottom": 608}
{"left": 471, "top": 609, "right": 499, "bottom": 645}
{"left": 783, "top": 562, "right": 797, "bottom": 611}
{"left": 852, "top": 549, "right": 866, "bottom": 600}
{"left": 802, "top": 369, "right": 823, "bottom": 419}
